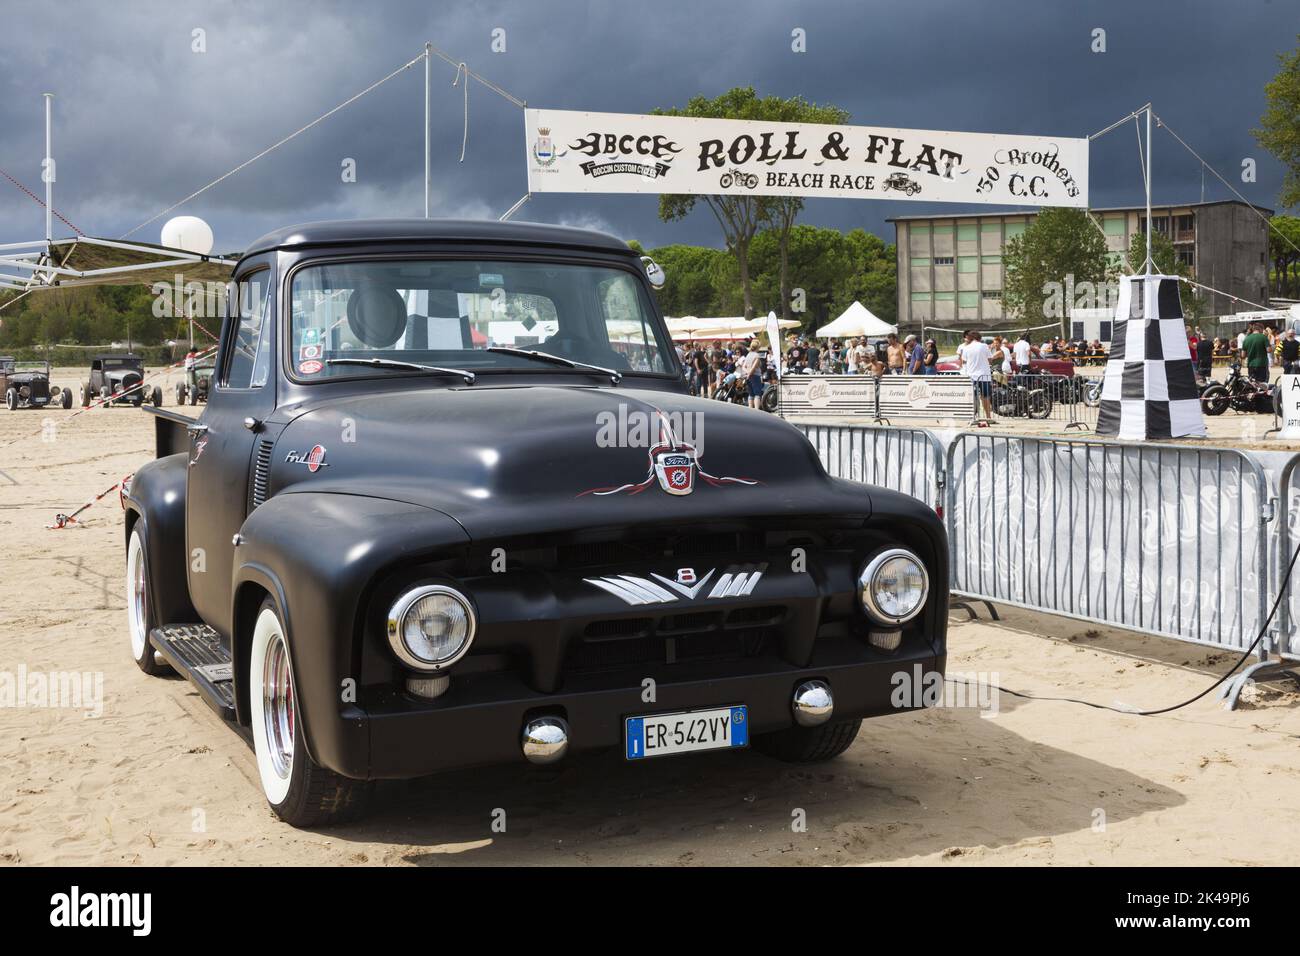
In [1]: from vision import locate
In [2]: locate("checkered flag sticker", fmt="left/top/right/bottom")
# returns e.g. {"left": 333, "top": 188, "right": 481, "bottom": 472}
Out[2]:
{"left": 1095, "top": 275, "right": 1207, "bottom": 439}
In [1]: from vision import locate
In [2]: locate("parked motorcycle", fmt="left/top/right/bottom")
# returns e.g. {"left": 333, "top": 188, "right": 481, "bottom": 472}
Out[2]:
{"left": 1200, "top": 363, "right": 1273, "bottom": 416}
{"left": 991, "top": 373, "right": 1052, "bottom": 419}
{"left": 1082, "top": 378, "right": 1101, "bottom": 408}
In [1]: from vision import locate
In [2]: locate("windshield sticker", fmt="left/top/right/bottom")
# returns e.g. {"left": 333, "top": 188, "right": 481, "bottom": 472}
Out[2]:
{"left": 298, "top": 359, "right": 324, "bottom": 375}
{"left": 478, "top": 273, "right": 504, "bottom": 287}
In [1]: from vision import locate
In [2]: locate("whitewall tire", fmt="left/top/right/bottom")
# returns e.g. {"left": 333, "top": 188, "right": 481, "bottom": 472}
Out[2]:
{"left": 247, "top": 597, "right": 371, "bottom": 826}
{"left": 126, "top": 525, "right": 167, "bottom": 675}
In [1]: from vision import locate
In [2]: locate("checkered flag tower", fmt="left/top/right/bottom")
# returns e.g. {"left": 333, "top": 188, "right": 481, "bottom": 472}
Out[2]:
{"left": 1094, "top": 273, "right": 1207, "bottom": 440}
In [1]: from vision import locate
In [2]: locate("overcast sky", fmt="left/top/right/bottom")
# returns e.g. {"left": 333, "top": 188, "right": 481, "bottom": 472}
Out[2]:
{"left": 0, "top": 0, "right": 1294, "bottom": 254}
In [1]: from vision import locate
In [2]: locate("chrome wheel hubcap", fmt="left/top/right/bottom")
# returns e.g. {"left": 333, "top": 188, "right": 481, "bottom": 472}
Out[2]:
{"left": 131, "top": 553, "right": 145, "bottom": 638}
{"left": 262, "top": 635, "right": 294, "bottom": 780}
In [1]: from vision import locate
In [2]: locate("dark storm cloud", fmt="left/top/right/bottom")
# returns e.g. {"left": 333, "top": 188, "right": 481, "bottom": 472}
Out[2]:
{"left": 0, "top": 0, "right": 1293, "bottom": 253}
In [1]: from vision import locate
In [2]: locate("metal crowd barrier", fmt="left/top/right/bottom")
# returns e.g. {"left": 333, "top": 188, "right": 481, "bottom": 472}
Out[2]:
{"left": 945, "top": 432, "right": 1273, "bottom": 655}
{"left": 1274, "top": 455, "right": 1300, "bottom": 661}
{"left": 797, "top": 422, "right": 1299, "bottom": 707}
{"left": 797, "top": 423, "right": 946, "bottom": 510}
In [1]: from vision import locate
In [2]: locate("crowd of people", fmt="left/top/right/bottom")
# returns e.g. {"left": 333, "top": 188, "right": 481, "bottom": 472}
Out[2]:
{"left": 1203, "top": 322, "right": 1300, "bottom": 381}
{"left": 679, "top": 321, "right": 1300, "bottom": 420}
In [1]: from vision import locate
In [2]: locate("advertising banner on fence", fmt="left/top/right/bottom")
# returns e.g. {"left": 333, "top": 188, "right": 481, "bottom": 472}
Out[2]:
{"left": 525, "top": 108, "right": 1088, "bottom": 207}
{"left": 779, "top": 375, "right": 877, "bottom": 418}
{"left": 876, "top": 376, "right": 978, "bottom": 422}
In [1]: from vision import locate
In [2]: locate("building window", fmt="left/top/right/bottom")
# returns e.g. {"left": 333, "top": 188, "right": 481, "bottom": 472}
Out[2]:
{"left": 932, "top": 224, "right": 955, "bottom": 237}
{"left": 981, "top": 254, "right": 1002, "bottom": 265}
{"left": 1005, "top": 222, "right": 1028, "bottom": 239}
{"left": 910, "top": 257, "right": 931, "bottom": 267}
{"left": 911, "top": 292, "right": 931, "bottom": 302}
{"left": 981, "top": 222, "right": 1002, "bottom": 233}
{"left": 933, "top": 291, "right": 955, "bottom": 301}
{"left": 1176, "top": 247, "right": 1195, "bottom": 269}
{"left": 958, "top": 223, "right": 978, "bottom": 241}
{"left": 910, "top": 222, "right": 931, "bottom": 235}
{"left": 1176, "top": 214, "right": 1194, "bottom": 232}
{"left": 1104, "top": 215, "right": 1126, "bottom": 237}
{"left": 958, "top": 256, "right": 978, "bottom": 273}
{"left": 933, "top": 256, "right": 954, "bottom": 266}
{"left": 1153, "top": 216, "right": 1169, "bottom": 234}
{"left": 981, "top": 290, "right": 1001, "bottom": 300}
{"left": 958, "top": 291, "right": 979, "bottom": 308}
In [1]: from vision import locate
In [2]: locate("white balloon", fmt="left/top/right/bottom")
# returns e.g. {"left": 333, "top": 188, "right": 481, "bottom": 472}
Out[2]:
{"left": 161, "top": 216, "right": 214, "bottom": 255}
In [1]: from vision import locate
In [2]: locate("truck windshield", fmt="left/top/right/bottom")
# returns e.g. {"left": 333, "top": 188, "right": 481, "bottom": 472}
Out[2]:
{"left": 288, "top": 259, "right": 674, "bottom": 381}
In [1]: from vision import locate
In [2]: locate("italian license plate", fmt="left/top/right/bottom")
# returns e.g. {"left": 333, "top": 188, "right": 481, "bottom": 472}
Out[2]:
{"left": 625, "top": 705, "right": 748, "bottom": 760}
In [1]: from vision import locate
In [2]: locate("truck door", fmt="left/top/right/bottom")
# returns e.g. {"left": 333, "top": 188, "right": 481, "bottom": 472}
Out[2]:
{"left": 186, "top": 258, "right": 276, "bottom": 636}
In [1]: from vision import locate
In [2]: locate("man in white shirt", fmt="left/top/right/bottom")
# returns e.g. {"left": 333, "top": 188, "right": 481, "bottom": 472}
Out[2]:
{"left": 957, "top": 330, "right": 994, "bottom": 419}
{"left": 1013, "top": 333, "right": 1037, "bottom": 372}
{"left": 736, "top": 345, "right": 764, "bottom": 409}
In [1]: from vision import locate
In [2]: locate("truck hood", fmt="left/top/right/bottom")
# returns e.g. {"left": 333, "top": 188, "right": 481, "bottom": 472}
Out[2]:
{"left": 266, "top": 385, "right": 869, "bottom": 539}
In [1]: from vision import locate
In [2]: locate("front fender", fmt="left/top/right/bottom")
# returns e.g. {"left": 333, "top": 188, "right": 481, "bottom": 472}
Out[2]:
{"left": 232, "top": 492, "right": 470, "bottom": 779}
{"left": 123, "top": 452, "right": 196, "bottom": 626}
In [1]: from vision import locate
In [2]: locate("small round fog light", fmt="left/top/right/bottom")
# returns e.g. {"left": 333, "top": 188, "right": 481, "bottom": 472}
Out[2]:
{"left": 522, "top": 716, "right": 569, "bottom": 764}
{"left": 792, "top": 680, "right": 833, "bottom": 727}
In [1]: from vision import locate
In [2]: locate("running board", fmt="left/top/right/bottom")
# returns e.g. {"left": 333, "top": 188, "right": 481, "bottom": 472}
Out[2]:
{"left": 149, "top": 623, "right": 235, "bottom": 721}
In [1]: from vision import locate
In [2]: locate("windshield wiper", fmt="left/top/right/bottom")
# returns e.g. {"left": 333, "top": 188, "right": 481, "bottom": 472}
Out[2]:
{"left": 485, "top": 346, "right": 622, "bottom": 385}
{"left": 325, "top": 357, "right": 475, "bottom": 384}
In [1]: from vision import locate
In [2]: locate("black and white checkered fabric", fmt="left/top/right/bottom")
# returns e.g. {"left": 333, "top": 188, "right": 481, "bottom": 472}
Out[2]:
{"left": 1095, "top": 274, "right": 1206, "bottom": 439}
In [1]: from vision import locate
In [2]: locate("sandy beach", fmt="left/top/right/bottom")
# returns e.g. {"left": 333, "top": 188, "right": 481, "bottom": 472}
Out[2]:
{"left": 1, "top": 366, "right": 1298, "bottom": 866}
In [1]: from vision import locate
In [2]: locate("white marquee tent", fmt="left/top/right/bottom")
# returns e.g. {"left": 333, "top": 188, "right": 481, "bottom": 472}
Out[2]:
{"left": 815, "top": 301, "right": 896, "bottom": 339}
{"left": 666, "top": 315, "right": 799, "bottom": 342}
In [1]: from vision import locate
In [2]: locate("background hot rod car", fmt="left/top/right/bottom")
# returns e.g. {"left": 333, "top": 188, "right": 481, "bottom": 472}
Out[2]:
{"left": 175, "top": 357, "right": 214, "bottom": 405}
{"left": 0, "top": 357, "right": 71, "bottom": 410}
{"left": 123, "top": 219, "right": 947, "bottom": 827}
{"left": 80, "top": 352, "right": 162, "bottom": 407}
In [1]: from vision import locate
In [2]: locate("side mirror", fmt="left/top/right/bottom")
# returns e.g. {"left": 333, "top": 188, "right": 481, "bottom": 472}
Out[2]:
{"left": 641, "top": 255, "right": 666, "bottom": 290}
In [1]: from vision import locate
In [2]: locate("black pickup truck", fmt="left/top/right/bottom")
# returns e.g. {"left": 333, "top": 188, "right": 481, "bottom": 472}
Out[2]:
{"left": 123, "top": 219, "right": 947, "bottom": 826}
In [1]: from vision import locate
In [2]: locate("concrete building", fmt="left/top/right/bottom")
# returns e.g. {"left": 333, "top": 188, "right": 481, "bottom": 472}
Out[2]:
{"left": 889, "top": 200, "right": 1272, "bottom": 334}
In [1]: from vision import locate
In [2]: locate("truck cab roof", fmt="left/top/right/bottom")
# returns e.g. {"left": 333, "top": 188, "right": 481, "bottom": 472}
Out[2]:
{"left": 243, "top": 218, "right": 634, "bottom": 260}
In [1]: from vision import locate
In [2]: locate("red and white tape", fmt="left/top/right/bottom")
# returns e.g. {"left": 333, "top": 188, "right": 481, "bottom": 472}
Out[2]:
{"left": 47, "top": 473, "right": 133, "bottom": 530}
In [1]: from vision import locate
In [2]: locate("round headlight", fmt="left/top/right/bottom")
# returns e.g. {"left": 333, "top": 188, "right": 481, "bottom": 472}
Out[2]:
{"left": 386, "top": 585, "right": 476, "bottom": 671}
{"left": 858, "top": 548, "right": 928, "bottom": 626}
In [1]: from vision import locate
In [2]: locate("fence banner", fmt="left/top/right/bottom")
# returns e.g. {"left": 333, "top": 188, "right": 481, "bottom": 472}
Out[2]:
{"left": 779, "top": 375, "right": 877, "bottom": 417}
{"left": 525, "top": 108, "right": 1088, "bottom": 207}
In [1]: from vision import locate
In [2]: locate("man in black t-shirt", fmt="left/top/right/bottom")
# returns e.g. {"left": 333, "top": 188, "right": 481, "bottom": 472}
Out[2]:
{"left": 1196, "top": 335, "right": 1214, "bottom": 378}
{"left": 806, "top": 343, "right": 821, "bottom": 371}
{"left": 1281, "top": 329, "right": 1300, "bottom": 375}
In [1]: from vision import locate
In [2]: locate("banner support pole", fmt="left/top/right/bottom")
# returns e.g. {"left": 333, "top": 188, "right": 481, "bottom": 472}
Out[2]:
{"left": 424, "top": 43, "right": 431, "bottom": 219}
{"left": 1144, "top": 105, "right": 1153, "bottom": 275}
{"left": 43, "top": 93, "right": 53, "bottom": 246}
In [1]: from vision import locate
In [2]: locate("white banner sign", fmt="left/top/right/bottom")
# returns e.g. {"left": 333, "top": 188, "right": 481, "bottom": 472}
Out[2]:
{"left": 780, "top": 375, "right": 877, "bottom": 418}
{"left": 876, "top": 375, "right": 977, "bottom": 421}
{"left": 1278, "top": 374, "right": 1300, "bottom": 439}
{"left": 526, "top": 108, "right": 1088, "bottom": 207}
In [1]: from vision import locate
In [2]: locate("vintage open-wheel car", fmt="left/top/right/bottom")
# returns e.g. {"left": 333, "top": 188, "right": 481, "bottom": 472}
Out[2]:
{"left": 0, "top": 356, "right": 72, "bottom": 410}
{"left": 79, "top": 353, "right": 163, "bottom": 408}
{"left": 123, "top": 219, "right": 948, "bottom": 827}
{"left": 176, "top": 359, "right": 215, "bottom": 405}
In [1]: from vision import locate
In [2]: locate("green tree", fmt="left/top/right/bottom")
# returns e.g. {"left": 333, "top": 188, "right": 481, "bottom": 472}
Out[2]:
{"left": 642, "top": 243, "right": 731, "bottom": 317}
{"left": 1254, "top": 37, "right": 1300, "bottom": 210}
{"left": 1268, "top": 214, "right": 1300, "bottom": 297}
{"left": 1125, "top": 231, "right": 1206, "bottom": 322}
{"left": 656, "top": 88, "right": 846, "bottom": 319}
{"left": 753, "top": 99, "right": 849, "bottom": 323}
{"left": 1002, "top": 207, "right": 1115, "bottom": 335}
